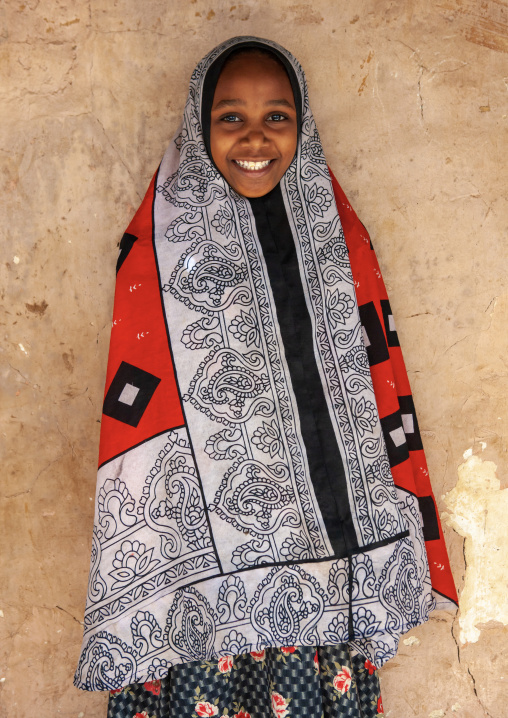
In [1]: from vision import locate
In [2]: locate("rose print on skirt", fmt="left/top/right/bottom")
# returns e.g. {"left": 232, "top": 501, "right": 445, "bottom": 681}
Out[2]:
{"left": 271, "top": 692, "right": 290, "bottom": 718}
{"left": 217, "top": 655, "right": 234, "bottom": 674}
{"left": 195, "top": 701, "right": 219, "bottom": 717}
{"left": 280, "top": 646, "right": 296, "bottom": 655}
{"left": 107, "top": 644, "right": 383, "bottom": 718}
{"left": 250, "top": 650, "right": 265, "bottom": 662}
{"left": 333, "top": 666, "right": 352, "bottom": 695}
{"left": 143, "top": 680, "right": 161, "bottom": 695}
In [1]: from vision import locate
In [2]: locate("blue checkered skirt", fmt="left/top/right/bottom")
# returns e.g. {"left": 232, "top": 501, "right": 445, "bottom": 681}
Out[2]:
{"left": 107, "top": 644, "right": 383, "bottom": 718}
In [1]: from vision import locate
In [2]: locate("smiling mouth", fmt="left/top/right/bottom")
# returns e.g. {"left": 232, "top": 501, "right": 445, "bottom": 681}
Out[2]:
{"left": 233, "top": 159, "right": 273, "bottom": 171}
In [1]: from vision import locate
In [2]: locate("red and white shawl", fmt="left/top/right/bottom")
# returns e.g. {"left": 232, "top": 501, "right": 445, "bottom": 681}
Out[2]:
{"left": 75, "top": 36, "right": 456, "bottom": 692}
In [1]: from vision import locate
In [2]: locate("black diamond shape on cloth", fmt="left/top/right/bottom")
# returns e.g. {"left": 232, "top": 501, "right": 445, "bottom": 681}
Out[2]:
{"left": 358, "top": 301, "right": 389, "bottom": 367}
{"left": 103, "top": 361, "right": 161, "bottom": 427}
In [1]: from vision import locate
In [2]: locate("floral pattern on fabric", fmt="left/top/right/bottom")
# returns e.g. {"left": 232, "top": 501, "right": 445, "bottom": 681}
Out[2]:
{"left": 143, "top": 680, "right": 161, "bottom": 695}
{"left": 271, "top": 691, "right": 290, "bottom": 718}
{"left": 195, "top": 701, "right": 219, "bottom": 717}
{"left": 364, "top": 659, "right": 377, "bottom": 676}
{"left": 250, "top": 649, "right": 265, "bottom": 662}
{"left": 280, "top": 646, "right": 296, "bottom": 655}
{"left": 217, "top": 656, "right": 234, "bottom": 674}
{"left": 107, "top": 644, "right": 383, "bottom": 718}
{"left": 332, "top": 666, "right": 352, "bottom": 695}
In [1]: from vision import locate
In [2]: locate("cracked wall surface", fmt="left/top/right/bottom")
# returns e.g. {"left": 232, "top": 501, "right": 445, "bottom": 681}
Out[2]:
{"left": 1, "top": 1, "right": 507, "bottom": 717}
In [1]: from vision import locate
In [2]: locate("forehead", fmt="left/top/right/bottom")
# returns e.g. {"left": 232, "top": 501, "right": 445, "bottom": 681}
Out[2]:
{"left": 213, "top": 53, "right": 295, "bottom": 100}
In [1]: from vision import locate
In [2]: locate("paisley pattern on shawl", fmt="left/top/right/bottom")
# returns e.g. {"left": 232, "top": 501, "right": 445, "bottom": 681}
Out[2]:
{"left": 153, "top": 36, "right": 407, "bottom": 566}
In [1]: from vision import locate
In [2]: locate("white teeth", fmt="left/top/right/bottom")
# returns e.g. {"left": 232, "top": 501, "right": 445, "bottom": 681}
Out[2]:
{"left": 235, "top": 160, "right": 271, "bottom": 170}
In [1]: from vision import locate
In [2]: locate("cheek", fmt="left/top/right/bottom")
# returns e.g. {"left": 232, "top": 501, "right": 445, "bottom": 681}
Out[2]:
{"left": 280, "top": 133, "right": 298, "bottom": 170}
{"left": 210, "top": 131, "right": 228, "bottom": 172}
{"left": 289, "top": 131, "right": 298, "bottom": 158}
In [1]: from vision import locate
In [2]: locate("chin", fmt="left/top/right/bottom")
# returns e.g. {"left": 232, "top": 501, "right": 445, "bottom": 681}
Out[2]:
{"left": 241, "top": 187, "right": 273, "bottom": 198}
{"left": 233, "top": 179, "right": 278, "bottom": 198}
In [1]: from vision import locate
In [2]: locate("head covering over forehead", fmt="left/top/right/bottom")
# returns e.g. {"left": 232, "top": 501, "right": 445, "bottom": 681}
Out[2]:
{"left": 160, "top": 36, "right": 330, "bottom": 210}
{"left": 200, "top": 38, "right": 303, "bottom": 160}
{"left": 74, "top": 36, "right": 456, "bottom": 693}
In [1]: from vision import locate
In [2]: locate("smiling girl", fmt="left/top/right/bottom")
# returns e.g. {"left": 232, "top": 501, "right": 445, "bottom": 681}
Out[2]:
{"left": 209, "top": 50, "right": 298, "bottom": 197}
{"left": 75, "top": 37, "right": 456, "bottom": 718}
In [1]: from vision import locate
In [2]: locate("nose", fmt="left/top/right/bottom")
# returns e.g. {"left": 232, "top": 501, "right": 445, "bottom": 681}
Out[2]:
{"left": 240, "top": 125, "right": 268, "bottom": 149}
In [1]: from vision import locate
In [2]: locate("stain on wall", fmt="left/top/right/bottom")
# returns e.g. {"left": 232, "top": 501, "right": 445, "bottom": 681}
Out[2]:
{"left": 440, "top": 0, "right": 508, "bottom": 54}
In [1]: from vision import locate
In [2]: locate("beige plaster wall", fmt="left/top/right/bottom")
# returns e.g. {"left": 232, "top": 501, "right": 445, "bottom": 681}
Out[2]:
{"left": 1, "top": 1, "right": 507, "bottom": 716}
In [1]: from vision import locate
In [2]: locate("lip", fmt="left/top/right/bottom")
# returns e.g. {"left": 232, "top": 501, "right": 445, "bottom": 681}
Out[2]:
{"left": 231, "top": 159, "right": 276, "bottom": 175}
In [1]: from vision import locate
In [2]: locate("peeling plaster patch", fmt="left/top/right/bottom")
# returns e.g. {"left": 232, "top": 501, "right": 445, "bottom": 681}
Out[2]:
{"left": 403, "top": 635, "right": 421, "bottom": 646}
{"left": 463, "top": 442, "right": 487, "bottom": 460}
{"left": 18, "top": 343, "right": 29, "bottom": 355}
{"left": 429, "top": 711, "right": 445, "bottom": 718}
{"left": 443, "top": 455, "right": 508, "bottom": 644}
{"left": 13, "top": 255, "right": 20, "bottom": 264}
{"left": 451, "top": 705, "right": 461, "bottom": 713}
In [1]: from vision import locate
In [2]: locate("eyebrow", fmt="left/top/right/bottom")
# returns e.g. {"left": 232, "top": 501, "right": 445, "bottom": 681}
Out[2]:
{"left": 212, "top": 98, "right": 295, "bottom": 110}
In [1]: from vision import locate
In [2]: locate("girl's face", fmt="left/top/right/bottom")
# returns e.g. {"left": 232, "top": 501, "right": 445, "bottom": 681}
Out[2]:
{"left": 210, "top": 53, "right": 298, "bottom": 198}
